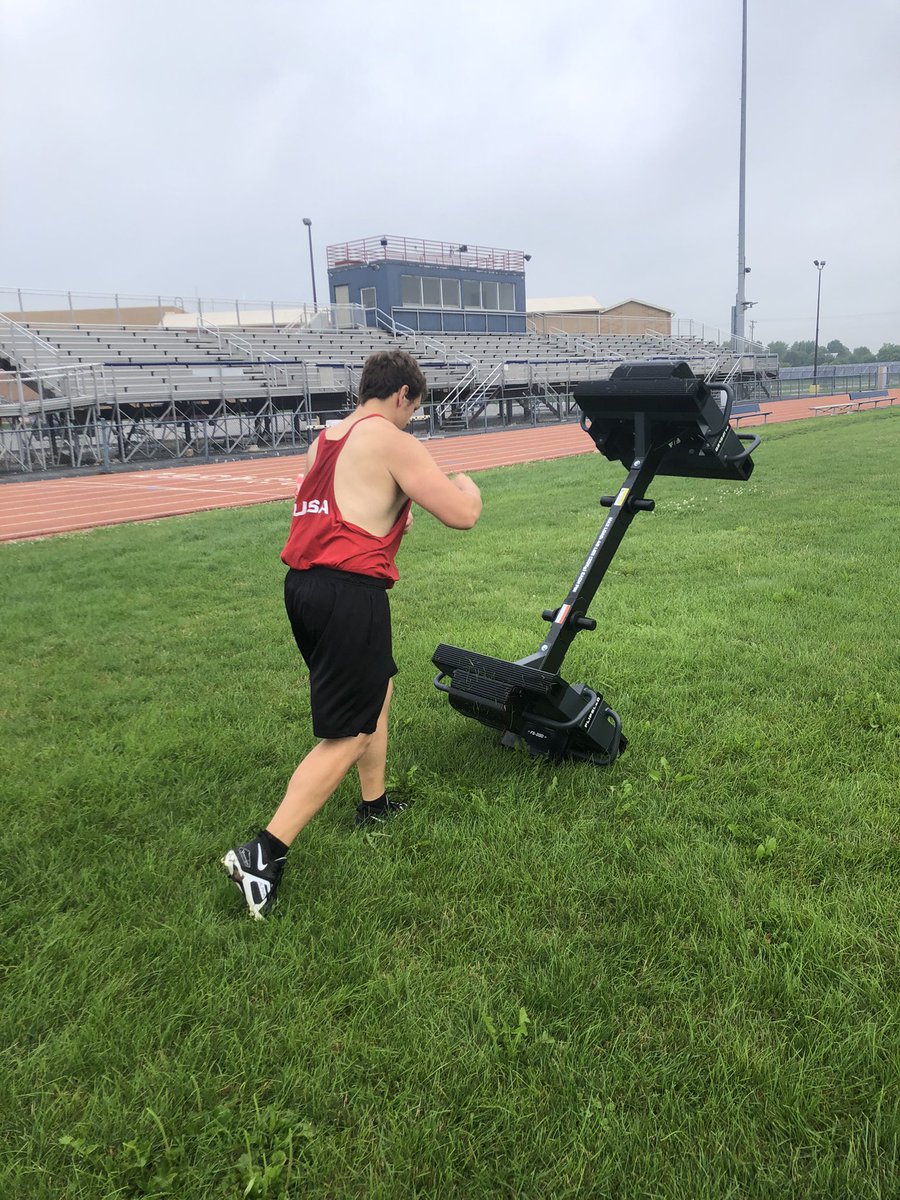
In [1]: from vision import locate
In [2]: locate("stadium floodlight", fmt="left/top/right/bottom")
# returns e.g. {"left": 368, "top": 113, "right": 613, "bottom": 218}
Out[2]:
{"left": 813, "top": 260, "right": 826, "bottom": 393}
{"left": 302, "top": 217, "right": 318, "bottom": 306}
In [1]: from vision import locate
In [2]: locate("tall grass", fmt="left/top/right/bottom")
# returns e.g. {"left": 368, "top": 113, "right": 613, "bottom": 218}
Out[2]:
{"left": 1, "top": 411, "right": 898, "bottom": 1198}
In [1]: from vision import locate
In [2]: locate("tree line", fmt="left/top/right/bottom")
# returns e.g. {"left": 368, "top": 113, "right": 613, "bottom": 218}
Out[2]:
{"left": 766, "top": 339, "right": 900, "bottom": 367}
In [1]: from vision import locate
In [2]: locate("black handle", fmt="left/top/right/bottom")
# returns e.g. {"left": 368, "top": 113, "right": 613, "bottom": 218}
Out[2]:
{"left": 522, "top": 688, "right": 598, "bottom": 731}
{"left": 433, "top": 671, "right": 508, "bottom": 716}
{"left": 433, "top": 671, "right": 452, "bottom": 695}
{"left": 601, "top": 494, "right": 654, "bottom": 512}
{"left": 713, "top": 382, "right": 735, "bottom": 425}
{"left": 542, "top": 608, "right": 594, "bottom": 630}
{"left": 727, "top": 431, "right": 761, "bottom": 463}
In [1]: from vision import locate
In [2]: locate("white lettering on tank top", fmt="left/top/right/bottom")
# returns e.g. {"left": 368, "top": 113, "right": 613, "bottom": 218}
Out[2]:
{"left": 292, "top": 499, "right": 330, "bottom": 517}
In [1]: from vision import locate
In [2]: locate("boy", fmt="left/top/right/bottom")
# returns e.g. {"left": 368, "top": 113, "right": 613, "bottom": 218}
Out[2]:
{"left": 222, "top": 349, "right": 482, "bottom": 917}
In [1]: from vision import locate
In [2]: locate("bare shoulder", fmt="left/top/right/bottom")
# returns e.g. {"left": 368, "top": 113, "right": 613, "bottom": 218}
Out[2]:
{"left": 358, "top": 415, "right": 405, "bottom": 441}
{"left": 381, "top": 423, "right": 429, "bottom": 461}
{"left": 349, "top": 416, "right": 420, "bottom": 458}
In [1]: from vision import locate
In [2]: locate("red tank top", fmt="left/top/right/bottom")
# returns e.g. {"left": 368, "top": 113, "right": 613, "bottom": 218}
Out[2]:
{"left": 281, "top": 415, "right": 411, "bottom": 585}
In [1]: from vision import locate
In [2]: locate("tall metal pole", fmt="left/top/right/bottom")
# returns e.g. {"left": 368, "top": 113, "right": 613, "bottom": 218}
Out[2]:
{"left": 732, "top": 0, "right": 748, "bottom": 349}
{"left": 302, "top": 217, "right": 318, "bottom": 306}
{"left": 813, "top": 259, "right": 826, "bottom": 393}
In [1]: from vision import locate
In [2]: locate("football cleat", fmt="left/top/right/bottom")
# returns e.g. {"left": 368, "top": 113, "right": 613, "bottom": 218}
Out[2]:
{"left": 354, "top": 797, "right": 411, "bottom": 828}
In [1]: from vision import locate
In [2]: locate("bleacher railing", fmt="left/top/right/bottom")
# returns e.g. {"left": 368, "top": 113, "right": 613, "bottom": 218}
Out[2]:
{"left": 0, "top": 287, "right": 371, "bottom": 333}
{"left": 327, "top": 236, "right": 526, "bottom": 274}
{"left": 0, "top": 314, "right": 62, "bottom": 371}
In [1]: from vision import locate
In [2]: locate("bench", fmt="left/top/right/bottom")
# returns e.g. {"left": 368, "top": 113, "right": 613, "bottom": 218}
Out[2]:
{"left": 811, "top": 401, "right": 858, "bottom": 416}
{"left": 852, "top": 392, "right": 895, "bottom": 410}
{"left": 811, "top": 394, "right": 896, "bottom": 416}
{"left": 732, "top": 410, "right": 772, "bottom": 427}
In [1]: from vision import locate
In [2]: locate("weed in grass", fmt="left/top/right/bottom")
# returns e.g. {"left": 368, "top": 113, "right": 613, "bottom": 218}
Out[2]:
{"left": 384, "top": 761, "right": 422, "bottom": 804}
{"left": 648, "top": 755, "right": 695, "bottom": 786}
{"left": 755, "top": 835, "right": 778, "bottom": 863}
{"left": 481, "top": 1005, "right": 532, "bottom": 1057}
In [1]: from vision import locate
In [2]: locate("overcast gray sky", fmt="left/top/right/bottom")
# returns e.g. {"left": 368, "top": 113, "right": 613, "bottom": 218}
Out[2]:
{"left": 3, "top": 0, "right": 898, "bottom": 349}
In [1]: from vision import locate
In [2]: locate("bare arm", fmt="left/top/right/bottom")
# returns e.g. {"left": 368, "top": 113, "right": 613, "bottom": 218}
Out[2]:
{"left": 388, "top": 434, "right": 482, "bottom": 529}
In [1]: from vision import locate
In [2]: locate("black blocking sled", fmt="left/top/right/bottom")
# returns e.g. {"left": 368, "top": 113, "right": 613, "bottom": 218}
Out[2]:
{"left": 432, "top": 361, "right": 760, "bottom": 766}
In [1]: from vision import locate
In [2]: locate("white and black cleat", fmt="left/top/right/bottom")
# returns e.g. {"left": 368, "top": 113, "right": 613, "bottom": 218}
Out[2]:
{"left": 220, "top": 838, "right": 286, "bottom": 920}
{"left": 354, "top": 797, "right": 411, "bottom": 828}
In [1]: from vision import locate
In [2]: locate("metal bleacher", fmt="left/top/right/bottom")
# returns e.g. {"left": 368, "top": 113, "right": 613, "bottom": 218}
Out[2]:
{"left": 0, "top": 307, "right": 750, "bottom": 474}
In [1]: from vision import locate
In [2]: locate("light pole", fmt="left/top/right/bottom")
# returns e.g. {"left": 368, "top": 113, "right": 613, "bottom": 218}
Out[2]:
{"left": 813, "top": 259, "right": 826, "bottom": 393}
{"left": 732, "top": 0, "right": 749, "bottom": 349}
{"left": 302, "top": 217, "right": 318, "bottom": 306}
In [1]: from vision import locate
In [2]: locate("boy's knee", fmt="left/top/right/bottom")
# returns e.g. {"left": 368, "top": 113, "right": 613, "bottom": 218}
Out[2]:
{"left": 320, "top": 732, "right": 374, "bottom": 764}
{"left": 351, "top": 731, "right": 374, "bottom": 762}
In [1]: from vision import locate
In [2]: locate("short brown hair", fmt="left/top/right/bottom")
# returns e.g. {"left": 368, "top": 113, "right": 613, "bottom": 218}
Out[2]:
{"left": 358, "top": 349, "right": 427, "bottom": 404}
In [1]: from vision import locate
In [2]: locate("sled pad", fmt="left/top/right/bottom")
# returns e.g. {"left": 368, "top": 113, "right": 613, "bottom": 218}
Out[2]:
{"left": 575, "top": 360, "right": 757, "bottom": 481}
{"left": 432, "top": 643, "right": 625, "bottom": 765}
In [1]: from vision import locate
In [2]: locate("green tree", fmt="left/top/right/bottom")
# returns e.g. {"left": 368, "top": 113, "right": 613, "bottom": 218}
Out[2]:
{"left": 764, "top": 339, "right": 896, "bottom": 365}
{"left": 782, "top": 340, "right": 819, "bottom": 367}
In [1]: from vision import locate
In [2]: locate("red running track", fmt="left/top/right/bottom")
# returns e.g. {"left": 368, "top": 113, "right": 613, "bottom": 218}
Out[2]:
{"left": 0, "top": 395, "right": 859, "bottom": 543}
{"left": 0, "top": 422, "right": 602, "bottom": 542}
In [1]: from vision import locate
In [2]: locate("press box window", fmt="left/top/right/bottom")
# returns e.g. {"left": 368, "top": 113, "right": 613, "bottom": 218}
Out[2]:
{"left": 499, "top": 282, "right": 515, "bottom": 310}
{"left": 462, "top": 280, "right": 481, "bottom": 309}
{"left": 441, "top": 279, "right": 461, "bottom": 308}
{"left": 360, "top": 287, "right": 376, "bottom": 310}
{"left": 401, "top": 275, "right": 422, "bottom": 306}
{"left": 482, "top": 281, "right": 499, "bottom": 310}
{"left": 422, "top": 276, "right": 442, "bottom": 306}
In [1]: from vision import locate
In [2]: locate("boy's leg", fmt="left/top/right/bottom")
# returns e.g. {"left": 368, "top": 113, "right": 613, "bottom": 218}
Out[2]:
{"left": 356, "top": 678, "right": 393, "bottom": 802}
{"left": 267, "top": 731, "right": 373, "bottom": 846}
{"left": 221, "top": 731, "right": 371, "bottom": 918}
{"left": 354, "top": 681, "right": 411, "bottom": 827}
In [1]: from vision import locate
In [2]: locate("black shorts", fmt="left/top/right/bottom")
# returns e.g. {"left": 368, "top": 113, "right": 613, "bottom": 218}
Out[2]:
{"left": 284, "top": 567, "right": 397, "bottom": 739}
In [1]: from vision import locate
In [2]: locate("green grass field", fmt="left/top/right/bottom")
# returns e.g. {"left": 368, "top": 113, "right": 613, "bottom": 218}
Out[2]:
{"left": 2, "top": 411, "right": 898, "bottom": 1199}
